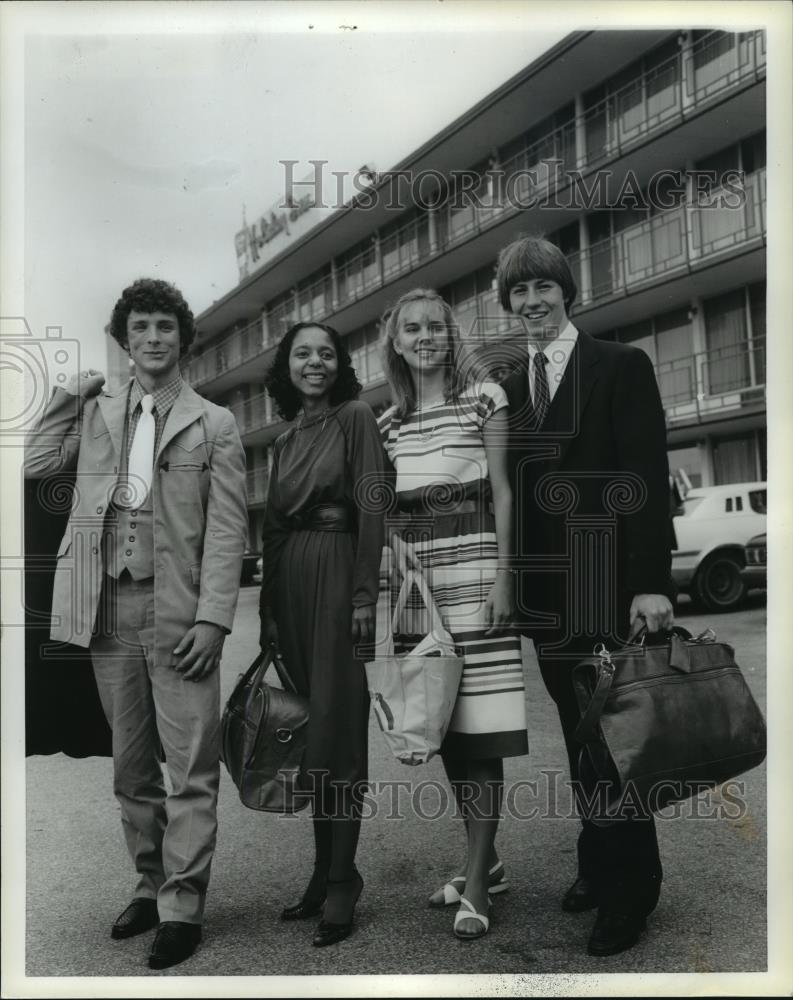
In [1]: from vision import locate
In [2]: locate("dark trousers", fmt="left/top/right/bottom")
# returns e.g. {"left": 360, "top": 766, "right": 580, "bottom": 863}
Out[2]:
{"left": 537, "top": 647, "right": 663, "bottom": 914}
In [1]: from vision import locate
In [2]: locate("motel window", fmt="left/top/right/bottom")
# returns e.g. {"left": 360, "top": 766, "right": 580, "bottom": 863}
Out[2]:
{"left": 712, "top": 434, "right": 757, "bottom": 485}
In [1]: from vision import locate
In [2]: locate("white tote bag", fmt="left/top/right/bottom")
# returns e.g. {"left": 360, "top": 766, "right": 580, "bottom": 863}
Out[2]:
{"left": 365, "top": 535, "right": 464, "bottom": 765}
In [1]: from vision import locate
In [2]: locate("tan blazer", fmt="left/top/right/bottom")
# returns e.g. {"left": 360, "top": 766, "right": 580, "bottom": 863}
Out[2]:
{"left": 24, "top": 381, "right": 248, "bottom": 666}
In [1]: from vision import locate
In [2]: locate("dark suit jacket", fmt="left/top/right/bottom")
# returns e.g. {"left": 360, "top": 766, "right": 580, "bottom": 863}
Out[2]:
{"left": 503, "top": 330, "right": 671, "bottom": 655}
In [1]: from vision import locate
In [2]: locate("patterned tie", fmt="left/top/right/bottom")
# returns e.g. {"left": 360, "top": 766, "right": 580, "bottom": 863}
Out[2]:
{"left": 126, "top": 394, "right": 155, "bottom": 508}
{"left": 531, "top": 352, "right": 550, "bottom": 428}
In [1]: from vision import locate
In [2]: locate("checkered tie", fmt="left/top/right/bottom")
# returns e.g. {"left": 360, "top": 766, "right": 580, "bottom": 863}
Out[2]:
{"left": 126, "top": 394, "right": 155, "bottom": 508}
{"left": 531, "top": 352, "right": 550, "bottom": 428}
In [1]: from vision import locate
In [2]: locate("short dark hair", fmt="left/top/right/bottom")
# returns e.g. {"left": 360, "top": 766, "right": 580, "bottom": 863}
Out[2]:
{"left": 109, "top": 278, "right": 196, "bottom": 355}
{"left": 265, "top": 322, "right": 362, "bottom": 422}
{"left": 496, "top": 236, "right": 577, "bottom": 313}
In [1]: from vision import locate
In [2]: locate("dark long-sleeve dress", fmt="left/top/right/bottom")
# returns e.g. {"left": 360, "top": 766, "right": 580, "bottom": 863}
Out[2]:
{"left": 260, "top": 400, "right": 384, "bottom": 806}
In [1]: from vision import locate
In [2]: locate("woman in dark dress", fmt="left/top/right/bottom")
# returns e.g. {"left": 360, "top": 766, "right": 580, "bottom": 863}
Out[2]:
{"left": 260, "top": 322, "right": 384, "bottom": 947}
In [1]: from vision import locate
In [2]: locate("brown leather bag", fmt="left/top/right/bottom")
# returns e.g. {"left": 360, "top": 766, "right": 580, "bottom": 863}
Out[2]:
{"left": 220, "top": 648, "right": 310, "bottom": 813}
{"left": 572, "top": 626, "right": 766, "bottom": 822}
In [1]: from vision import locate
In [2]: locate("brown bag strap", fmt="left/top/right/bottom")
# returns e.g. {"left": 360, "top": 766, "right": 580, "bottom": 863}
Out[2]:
{"left": 574, "top": 660, "right": 615, "bottom": 743}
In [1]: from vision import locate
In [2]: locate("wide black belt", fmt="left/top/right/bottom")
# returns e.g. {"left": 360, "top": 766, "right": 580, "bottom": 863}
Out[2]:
{"left": 396, "top": 497, "right": 494, "bottom": 518}
{"left": 288, "top": 503, "right": 355, "bottom": 532}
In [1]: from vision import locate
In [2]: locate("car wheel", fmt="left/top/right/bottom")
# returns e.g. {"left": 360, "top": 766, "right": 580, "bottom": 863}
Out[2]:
{"left": 693, "top": 554, "right": 747, "bottom": 612}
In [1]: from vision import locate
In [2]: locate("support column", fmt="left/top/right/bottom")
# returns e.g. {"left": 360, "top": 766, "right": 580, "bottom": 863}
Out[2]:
{"left": 574, "top": 92, "right": 587, "bottom": 170}
{"left": 577, "top": 215, "right": 592, "bottom": 305}
{"left": 330, "top": 259, "right": 339, "bottom": 311}
{"left": 679, "top": 30, "right": 696, "bottom": 115}
{"left": 428, "top": 206, "right": 438, "bottom": 255}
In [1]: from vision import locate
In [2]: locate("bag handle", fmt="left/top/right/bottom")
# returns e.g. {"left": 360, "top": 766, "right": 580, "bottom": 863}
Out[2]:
{"left": 390, "top": 534, "right": 448, "bottom": 637}
{"left": 378, "top": 534, "right": 450, "bottom": 657}
{"left": 270, "top": 648, "right": 299, "bottom": 694}
{"left": 248, "top": 644, "right": 300, "bottom": 695}
{"left": 574, "top": 624, "right": 698, "bottom": 741}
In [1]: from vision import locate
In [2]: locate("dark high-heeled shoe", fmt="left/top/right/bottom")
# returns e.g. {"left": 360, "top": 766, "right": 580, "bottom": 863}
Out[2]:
{"left": 281, "top": 892, "right": 326, "bottom": 921}
{"left": 312, "top": 871, "right": 364, "bottom": 947}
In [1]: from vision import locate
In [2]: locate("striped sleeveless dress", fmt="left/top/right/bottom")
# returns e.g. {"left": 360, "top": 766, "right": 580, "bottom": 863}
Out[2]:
{"left": 378, "top": 381, "right": 528, "bottom": 760}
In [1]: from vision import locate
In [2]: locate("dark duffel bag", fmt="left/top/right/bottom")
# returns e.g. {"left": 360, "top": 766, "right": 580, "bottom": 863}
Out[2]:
{"left": 220, "top": 647, "right": 310, "bottom": 813}
{"left": 572, "top": 626, "right": 767, "bottom": 822}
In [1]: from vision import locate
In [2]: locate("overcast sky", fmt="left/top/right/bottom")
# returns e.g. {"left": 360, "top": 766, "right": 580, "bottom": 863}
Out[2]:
{"left": 11, "top": 1, "right": 786, "bottom": 375}
{"left": 18, "top": 4, "right": 570, "bottom": 370}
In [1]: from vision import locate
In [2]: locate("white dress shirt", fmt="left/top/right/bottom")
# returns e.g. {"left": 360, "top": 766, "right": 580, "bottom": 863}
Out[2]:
{"left": 527, "top": 321, "right": 579, "bottom": 406}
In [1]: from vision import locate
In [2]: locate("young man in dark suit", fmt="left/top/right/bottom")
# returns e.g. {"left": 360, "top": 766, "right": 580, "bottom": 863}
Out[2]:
{"left": 497, "top": 236, "right": 674, "bottom": 956}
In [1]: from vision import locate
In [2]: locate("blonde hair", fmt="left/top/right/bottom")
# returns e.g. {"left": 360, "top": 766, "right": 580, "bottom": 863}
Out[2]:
{"left": 380, "top": 288, "right": 469, "bottom": 418}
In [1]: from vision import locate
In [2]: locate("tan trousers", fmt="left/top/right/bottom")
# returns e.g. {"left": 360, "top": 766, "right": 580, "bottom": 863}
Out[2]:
{"left": 90, "top": 573, "right": 220, "bottom": 924}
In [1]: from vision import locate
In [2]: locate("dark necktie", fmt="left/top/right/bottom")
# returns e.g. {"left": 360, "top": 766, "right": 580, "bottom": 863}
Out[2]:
{"left": 531, "top": 352, "right": 550, "bottom": 428}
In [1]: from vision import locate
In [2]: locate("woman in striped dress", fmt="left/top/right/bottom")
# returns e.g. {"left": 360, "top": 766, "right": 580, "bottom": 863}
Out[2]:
{"left": 379, "top": 288, "right": 528, "bottom": 940}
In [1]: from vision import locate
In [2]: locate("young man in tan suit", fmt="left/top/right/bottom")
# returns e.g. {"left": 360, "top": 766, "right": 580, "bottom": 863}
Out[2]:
{"left": 25, "top": 279, "right": 248, "bottom": 969}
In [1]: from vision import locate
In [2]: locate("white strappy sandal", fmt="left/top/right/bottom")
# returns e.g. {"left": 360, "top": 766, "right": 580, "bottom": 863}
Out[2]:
{"left": 428, "top": 861, "right": 508, "bottom": 909}
{"left": 453, "top": 896, "right": 491, "bottom": 940}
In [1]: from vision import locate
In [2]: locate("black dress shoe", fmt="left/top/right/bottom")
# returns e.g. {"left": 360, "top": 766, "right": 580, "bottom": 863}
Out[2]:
{"left": 587, "top": 906, "right": 647, "bottom": 956}
{"left": 561, "top": 876, "right": 598, "bottom": 913}
{"left": 111, "top": 898, "right": 159, "bottom": 940}
{"left": 147, "top": 921, "right": 202, "bottom": 970}
{"left": 312, "top": 871, "right": 363, "bottom": 948}
{"left": 281, "top": 893, "right": 326, "bottom": 921}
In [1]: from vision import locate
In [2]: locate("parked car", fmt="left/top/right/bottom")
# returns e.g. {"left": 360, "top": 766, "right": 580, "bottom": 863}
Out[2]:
{"left": 740, "top": 532, "right": 767, "bottom": 590}
{"left": 671, "top": 481, "right": 766, "bottom": 612}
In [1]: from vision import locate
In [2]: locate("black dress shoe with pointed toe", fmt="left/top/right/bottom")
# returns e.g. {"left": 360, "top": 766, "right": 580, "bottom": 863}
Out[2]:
{"left": 281, "top": 893, "right": 326, "bottom": 921}
{"left": 111, "top": 898, "right": 159, "bottom": 940}
{"left": 147, "top": 921, "right": 202, "bottom": 970}
{"left": 312, "top": 871, "right": 363, "bottom": 948}
{"left": 587, "top": 906, "right": 647, "bottom": 957}
{"left": 561, "top": 876, "right": 599, "bottom": 913}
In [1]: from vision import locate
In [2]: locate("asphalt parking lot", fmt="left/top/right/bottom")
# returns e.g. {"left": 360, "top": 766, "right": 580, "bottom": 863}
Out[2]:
{"left": 14, "top": 588, "right": 775, "bottom": 995}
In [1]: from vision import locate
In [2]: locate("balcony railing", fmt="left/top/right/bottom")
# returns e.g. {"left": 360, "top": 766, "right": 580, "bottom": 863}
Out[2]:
{"left": 246, "top": 468, "right": 268, "bottom": 505}
{"left": 381, "top": 215, "right": 432, "bottom": 282}
{"left": 658, "top": 335, "right": 765, "bottom": 426}
{"left": 186, "top": 316, "right": 268, "bottom": 386}
{"left": 569, "top": 168, "right": 765, "bottom": 304}
{"left": 232, "top": 335, "right": 766, "bottom": 470}
{"left": 188, "top": 30, "right": 765, "bottom": 390}
{"left": 689, "top": 29, "right": 765, "bottom": 103}
{"left": 229, "top": 390, "right": 274, "bottom": 437}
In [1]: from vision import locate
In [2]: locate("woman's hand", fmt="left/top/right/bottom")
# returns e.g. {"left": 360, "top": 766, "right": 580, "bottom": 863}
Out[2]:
{"left": 484, "top": 570, "right": 514, "bottom": 636}
{"left": 260, "top": 609, "right": 279, "bottom": 650}
{"left": 351, "top": 604, "right": 375, "bottom": 646}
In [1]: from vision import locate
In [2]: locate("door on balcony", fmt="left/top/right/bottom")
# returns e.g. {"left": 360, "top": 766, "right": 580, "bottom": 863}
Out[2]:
{"left": 655, "top": 309, "right": 694, "bottom": 409}
{"left": 704, "top": 290, "right": 751, "bottom": 395}
{"left": 587, "top": 212, "right": 615, "bottom": 299}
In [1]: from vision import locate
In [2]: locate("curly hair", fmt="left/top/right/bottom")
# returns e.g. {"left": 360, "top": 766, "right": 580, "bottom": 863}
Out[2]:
{"left": 380, "top": 288, "right": 469, "bottom": 418}
{"left": 109, "top": 278, "right": 196, "bottom": 356}
{"left": 265, "top": 322, "right": 362, "bottom": 422}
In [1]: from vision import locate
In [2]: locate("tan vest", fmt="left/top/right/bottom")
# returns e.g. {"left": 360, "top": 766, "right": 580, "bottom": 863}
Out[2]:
{"left": 102, "top": 486, "right": 154, "bottom": 580}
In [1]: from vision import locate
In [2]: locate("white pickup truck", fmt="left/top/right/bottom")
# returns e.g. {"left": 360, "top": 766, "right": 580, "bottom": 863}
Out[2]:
{"left": 672, "top": 481, "right": 767, "bottom": 611}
